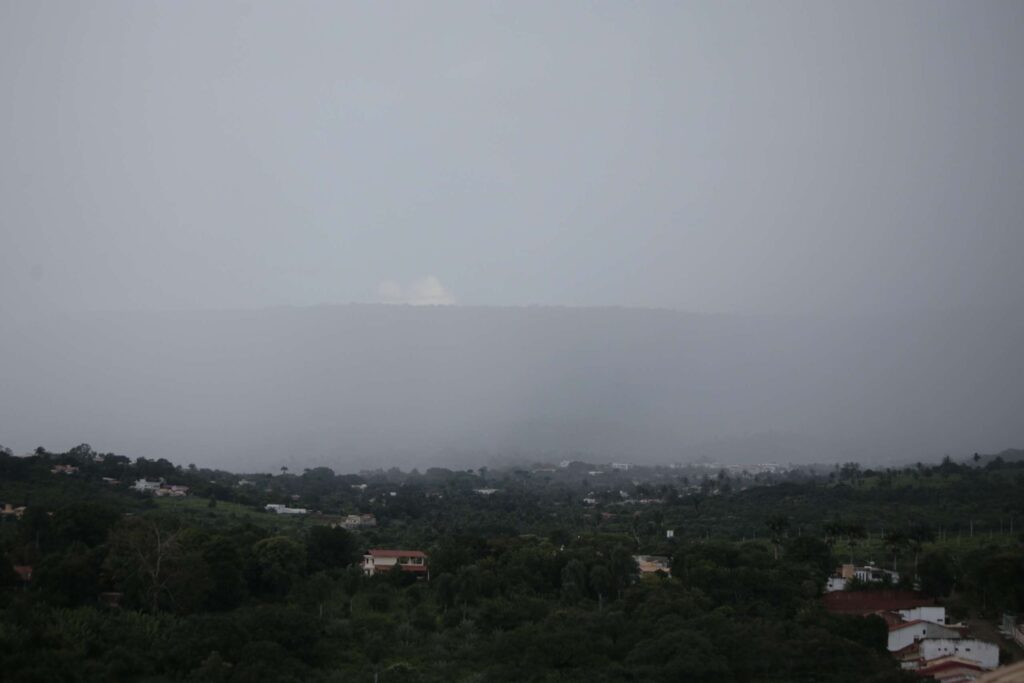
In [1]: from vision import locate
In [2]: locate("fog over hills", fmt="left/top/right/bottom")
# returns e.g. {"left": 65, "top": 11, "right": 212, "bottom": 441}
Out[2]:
{"left": 2, "top": 304, "right": 1021, "bottom": 471}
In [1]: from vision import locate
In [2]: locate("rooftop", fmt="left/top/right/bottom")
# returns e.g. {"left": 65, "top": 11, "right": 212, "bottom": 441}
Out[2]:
{"left": 822, "top": 590, "right": 934, "bottom": 615}
{"left": 367, "top": 549, "right": 427, "bottom": 558}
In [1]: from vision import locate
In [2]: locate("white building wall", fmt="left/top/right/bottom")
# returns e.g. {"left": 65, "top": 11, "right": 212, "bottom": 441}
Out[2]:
{"left": 920, "top": 639, "right": 999, "bottom": 669}
{"left": 897, "top": 606, "right": 946, "bottom": 625}
{"left": 888, "top": 623, "right": 960, "bottom": 652}
{"left": 826, "top": 577, "right": 847, "bottom": 592}
{"left": 363, "top": 556, "right": 398, "bottom": 576}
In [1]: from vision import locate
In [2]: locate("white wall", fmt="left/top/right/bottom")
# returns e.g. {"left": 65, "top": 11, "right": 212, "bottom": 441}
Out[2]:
{"left": 888, "top": 623, "right": 960, "bottom": 652}
{"left": 920, "top": 639, "right": 999, "bottom": 669}
{"left": 826, "top": 577, "right": 847, "bottom": 592}
{"left": 363, "top": 556, "right": 398, "bottom": 576}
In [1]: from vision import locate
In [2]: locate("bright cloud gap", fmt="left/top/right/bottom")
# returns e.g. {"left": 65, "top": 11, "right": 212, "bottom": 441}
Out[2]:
{"left": 377, "top": 276, "right": 456, "bottom": 306}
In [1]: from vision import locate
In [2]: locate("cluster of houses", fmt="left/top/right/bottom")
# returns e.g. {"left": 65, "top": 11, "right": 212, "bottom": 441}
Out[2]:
{"left": 133, "top": 479, "right": 189, "bottom": 497}
{"left": 886, "top": 607, "right": 999, "bottom": 678}
{"left": 826, "top": 563, "right": 900, "bottom": 592}
{"left": 824, "top": 591, "right": 1003, "bottom": 681}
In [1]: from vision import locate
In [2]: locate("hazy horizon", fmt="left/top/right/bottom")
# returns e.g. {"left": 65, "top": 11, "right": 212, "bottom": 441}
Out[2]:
{"left": 3, "top": 303, "right": 1022, "bottom": 471}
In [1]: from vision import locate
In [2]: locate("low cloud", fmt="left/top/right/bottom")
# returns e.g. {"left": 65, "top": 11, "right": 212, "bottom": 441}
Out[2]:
{"left": 377, "top": 276, "right": 456, "bottom": 306}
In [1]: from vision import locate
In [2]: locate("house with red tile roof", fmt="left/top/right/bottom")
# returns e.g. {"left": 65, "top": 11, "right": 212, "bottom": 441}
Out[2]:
{"left": 362, "top": 549, "right": 428, "bottom": 577}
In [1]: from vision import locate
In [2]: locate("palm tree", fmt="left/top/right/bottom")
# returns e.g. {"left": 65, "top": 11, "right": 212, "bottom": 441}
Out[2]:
{"left": 884, "top": 531, "right": 909, "bottom": 575}
{"left": 766, "top": 515, "right": 790, "bottom": 560}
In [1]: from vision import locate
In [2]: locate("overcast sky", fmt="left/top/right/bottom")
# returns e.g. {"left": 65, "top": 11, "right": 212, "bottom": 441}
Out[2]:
{"left": 2, "top": 1, "right": 1023, "bottom": 317}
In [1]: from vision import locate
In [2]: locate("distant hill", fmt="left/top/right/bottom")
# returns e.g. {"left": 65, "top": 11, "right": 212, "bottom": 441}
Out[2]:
{"left": 972, "top": 448, "right": 1024, "bottom": 466}
{"left": 1, "top": 305, "right": 1022, "bottom": 470}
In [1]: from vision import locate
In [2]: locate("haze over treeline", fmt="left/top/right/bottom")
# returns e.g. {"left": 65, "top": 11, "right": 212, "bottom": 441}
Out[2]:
{"left": 2, "top": 304, "right": 1021, "bottom": 470}
{"left": 2, "top": 3, "right": 1024, "bottom": 471}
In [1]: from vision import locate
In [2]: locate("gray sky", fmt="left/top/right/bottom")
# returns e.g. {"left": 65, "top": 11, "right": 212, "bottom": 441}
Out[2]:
{"left": 2, "top": 2, "right": 1024, "bottom": 468}
{"left": 2, "top": 1, "right": 1023, "bottom": 316}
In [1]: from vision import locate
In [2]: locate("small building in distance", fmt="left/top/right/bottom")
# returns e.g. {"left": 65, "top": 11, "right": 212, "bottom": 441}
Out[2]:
{"left": 265, "top": 503, "right": 308, "bottom": 515}
{"left": 50, "top": 464, "right": 79, "bottom": 475}
{"left": 634, "top": 555, "right": 672, "bottom": 576}
{"left": 363, "top": 549, "right": 428, "bottom": 577}
{"left": 133, "top": 479, "right": 163, "bottom": 493}
{"left": 338, "top": 513, "right": 377, "bottom": 530}
{"left": 154, "top": 484, "right": 189, "bottom": 497}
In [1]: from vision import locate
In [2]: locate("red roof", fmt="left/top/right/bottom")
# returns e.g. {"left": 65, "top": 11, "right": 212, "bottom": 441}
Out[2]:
{"left": 918, "top": 658, "right": 986, "bottom": 675}
{"left": 374, "top": 563, "right": 428, "bottom": 573}
{"left": 877, "top": 611, "right": 905, "bottom": 627}
{"left": 367, "top": 549, "right": 427, "bottom": 558}
{"left": 822, "top": 590, "right": 934, "bottom": 614}
{"left": 13, "top": 565, "right": 32, "bottom": 581}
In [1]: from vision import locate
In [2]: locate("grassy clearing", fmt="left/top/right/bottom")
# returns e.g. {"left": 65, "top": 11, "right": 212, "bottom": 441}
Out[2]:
{"left": 152, "top": 496, "right": 308, "bottom": 531}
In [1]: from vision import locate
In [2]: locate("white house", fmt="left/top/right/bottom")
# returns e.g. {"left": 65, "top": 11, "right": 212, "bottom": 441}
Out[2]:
{"left": 919, "top": 639, "right": 999, "bottom": 670}
{"left": 611, "top": 463, "right": 631, "bottom": 471}
{"left": 853, "top": 564, "right": 899, "bottom": 585}
{"left": 888, "top": 621, "right": 961, "bottom": 652}
{"left": 133, "top": 479, "right": 162, "bottom": 493}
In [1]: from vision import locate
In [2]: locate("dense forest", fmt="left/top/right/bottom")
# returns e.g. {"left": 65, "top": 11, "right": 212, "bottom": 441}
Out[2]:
{"left": 1, "top": 444, "right": 1023, "bottom": 682}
